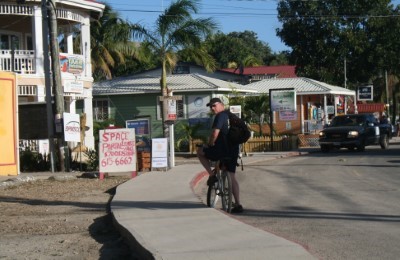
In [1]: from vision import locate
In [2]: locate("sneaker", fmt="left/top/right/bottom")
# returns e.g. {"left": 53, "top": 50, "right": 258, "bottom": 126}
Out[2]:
{"left": 207, "top": 175, "right": 218, "bottom": 186}
{"left": 231, "top": 204, "right": 243, "bottom": 213}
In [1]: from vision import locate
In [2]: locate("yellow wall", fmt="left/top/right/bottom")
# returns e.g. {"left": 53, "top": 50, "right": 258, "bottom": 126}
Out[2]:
{"left": 0, "top": 72, "right": 18, "bottom": 176}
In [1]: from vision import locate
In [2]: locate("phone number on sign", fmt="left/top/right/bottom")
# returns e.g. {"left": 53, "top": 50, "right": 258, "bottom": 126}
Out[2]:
{"left": 101, "top": 157, "right": 133, "bottom": 167}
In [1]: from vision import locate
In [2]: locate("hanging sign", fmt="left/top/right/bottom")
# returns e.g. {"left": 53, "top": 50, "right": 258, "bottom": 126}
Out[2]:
{"left": 167, "top": 99, "right": 177, "bottom": 120}
{"left": 63, "top": 113, "right": 80, "bottom": 142}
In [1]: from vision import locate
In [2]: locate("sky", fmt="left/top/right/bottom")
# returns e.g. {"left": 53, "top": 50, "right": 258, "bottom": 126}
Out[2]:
{"left": 102, "top": 0, "right": 287, "bottom": 53}
{"left": 102, "top": 0, "right": 400, "bottom": 53}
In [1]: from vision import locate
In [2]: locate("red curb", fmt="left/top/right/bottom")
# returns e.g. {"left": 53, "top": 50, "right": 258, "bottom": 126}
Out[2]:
{"left": 190, "top": 170, "right": 208, "bottom": 191}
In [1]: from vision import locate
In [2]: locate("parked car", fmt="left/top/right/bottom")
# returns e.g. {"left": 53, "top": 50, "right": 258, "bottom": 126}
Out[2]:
{"left": 318, "top": 114, "right": 392, "bottom": 152}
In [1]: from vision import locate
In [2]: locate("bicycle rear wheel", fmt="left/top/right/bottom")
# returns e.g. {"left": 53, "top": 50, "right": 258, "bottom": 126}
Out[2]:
{"left": 221, "top": 170, "right": 232, "bottom": 213}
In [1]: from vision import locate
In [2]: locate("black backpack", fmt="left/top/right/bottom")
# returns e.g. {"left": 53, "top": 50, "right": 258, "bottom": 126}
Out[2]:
{"left": 226, "top": 111, "right": 251, "bottom": 145}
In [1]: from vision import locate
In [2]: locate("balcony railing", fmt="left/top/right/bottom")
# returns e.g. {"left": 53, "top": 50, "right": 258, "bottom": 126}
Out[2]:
{"left": 0, "top": 49, "right": 35, "bottom": 74}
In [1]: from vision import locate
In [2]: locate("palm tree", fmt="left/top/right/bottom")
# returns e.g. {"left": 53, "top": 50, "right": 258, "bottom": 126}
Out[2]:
{"left": 86, "top": 5, "right": 144, "bottom": 80}
{"left": 244, "top": 95, "right": 270, "bottom": 136}
{"left": 176, "top": 122, "right": 206, "bottom": 154}
{"left": 130, "top": 0, "right": 218, "bottom": 135}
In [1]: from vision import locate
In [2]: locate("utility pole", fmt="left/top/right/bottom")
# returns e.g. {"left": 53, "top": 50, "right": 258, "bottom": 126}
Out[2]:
{"left": 41, "top": 0, "right": 55, "bottom": 172}
{"left": 344, "top": 58, "right": 347, "bottom": 89}
{"left": 385, "top": 70, "right": 390, "bottom": 118}
{"left": 42, "top": 0, "right": 69, "bottom": 172}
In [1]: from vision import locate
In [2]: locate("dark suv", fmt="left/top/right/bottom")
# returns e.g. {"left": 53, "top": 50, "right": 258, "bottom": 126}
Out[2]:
{"left": 318, "top": 114, "right": 392, "bottom": 152}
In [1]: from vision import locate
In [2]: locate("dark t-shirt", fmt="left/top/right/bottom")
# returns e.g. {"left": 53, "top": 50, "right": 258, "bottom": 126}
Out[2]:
{"left": 204, "top": 110, "right": 239, "bottom": 173}
{"left": 212, "top": 110, "right": 229, "bottom": 147}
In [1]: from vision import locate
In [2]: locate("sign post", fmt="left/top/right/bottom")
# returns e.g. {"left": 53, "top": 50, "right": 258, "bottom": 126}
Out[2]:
{"left": 159, "top": 95, "right": 182, "bottom": 168}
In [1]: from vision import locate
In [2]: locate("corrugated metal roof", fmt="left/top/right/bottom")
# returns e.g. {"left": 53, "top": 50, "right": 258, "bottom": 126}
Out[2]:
{"left": 247, "top": 77, "right": 355, "bottom": 96}
{"left": 93, "top": 74, "right": 258, "bottom": 95}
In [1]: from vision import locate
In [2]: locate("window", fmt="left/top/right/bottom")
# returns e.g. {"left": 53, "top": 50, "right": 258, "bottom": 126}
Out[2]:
{"left": 157, "top": 97, "right": 185, "bottom": 120}
{"left": 0, "top": 34, "right": 20, "bottom": 50}
{"left": 93, "top": 99, "right": 109, "bottom": 121}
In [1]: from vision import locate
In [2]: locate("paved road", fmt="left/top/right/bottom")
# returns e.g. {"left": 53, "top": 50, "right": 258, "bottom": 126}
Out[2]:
{"left": 196, "top": 142, "right": 400, "bottom": 259}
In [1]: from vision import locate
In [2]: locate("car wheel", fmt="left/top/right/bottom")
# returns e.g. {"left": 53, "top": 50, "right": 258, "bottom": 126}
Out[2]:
{"left": 321, "top": 145, "right": 330, "bottom": 153}
{"left": 380, "top": 134, "right": 389, "bottom": 149}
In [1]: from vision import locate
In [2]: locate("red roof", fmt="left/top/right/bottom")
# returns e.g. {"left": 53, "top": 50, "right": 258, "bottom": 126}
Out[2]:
{"left": 220, "top": 65, "right": 297, "bottom": 78}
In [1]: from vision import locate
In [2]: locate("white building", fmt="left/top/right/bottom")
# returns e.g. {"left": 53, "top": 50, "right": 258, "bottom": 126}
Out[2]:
{"left": 0, "top": 0, "right": 104, "bottom": 150}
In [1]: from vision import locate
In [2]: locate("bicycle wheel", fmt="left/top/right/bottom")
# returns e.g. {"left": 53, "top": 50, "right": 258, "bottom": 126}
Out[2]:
{"left": 206, "top": 178, "right": 220, "bottom": 208}
{"left": 220, "top": 170, "right": 233, "bottom": 213}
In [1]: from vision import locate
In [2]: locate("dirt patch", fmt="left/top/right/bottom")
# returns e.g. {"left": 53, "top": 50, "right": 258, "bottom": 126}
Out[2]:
{"left": 0, "top": 175, "right": 135, "bottom": 259}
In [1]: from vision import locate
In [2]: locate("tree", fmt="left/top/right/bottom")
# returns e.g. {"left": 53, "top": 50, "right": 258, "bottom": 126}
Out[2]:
{"left": 87, "top": 5, "right": 144, "bottom": 80}
{"left": 205, "top": 31, "right": 273, "bottom": 69}
{"left": 276, "top": 0, "right": 398, "bottom": 88}
{"left": 130, "top": 0, "right": 218, "bottom": 137}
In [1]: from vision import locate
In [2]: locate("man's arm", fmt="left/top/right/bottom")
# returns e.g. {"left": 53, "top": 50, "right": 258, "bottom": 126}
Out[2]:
{"left": 208, "top": 128, "right": 220, "bottom": 146}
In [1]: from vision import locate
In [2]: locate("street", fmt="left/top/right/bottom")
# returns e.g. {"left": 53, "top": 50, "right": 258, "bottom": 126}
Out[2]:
{"left": 198, "top": 143, "right": 400, "bottom": 260}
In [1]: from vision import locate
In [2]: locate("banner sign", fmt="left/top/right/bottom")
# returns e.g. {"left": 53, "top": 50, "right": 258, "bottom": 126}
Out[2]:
{"left": 99, "top": 128, "right": 136, "bottom": 173}
{"left": 60, "top": 54, "right": 84, "bottom": 74}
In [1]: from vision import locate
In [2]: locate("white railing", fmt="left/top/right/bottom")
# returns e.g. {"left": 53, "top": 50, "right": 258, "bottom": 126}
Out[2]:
{"left": 0, "top": 3, "right": 83, "bottom": 22}
{"left": 304, "top": 120, "right": 324, "bottom": 134}
{"left": 0, "top": 4, "right": 33, "bottom": 15}
{"left": 0, "top": 49, "right": 35, "bottom": 74}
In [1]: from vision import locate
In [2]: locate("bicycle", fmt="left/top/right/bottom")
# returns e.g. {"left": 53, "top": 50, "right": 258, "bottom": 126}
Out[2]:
{"left": 206, "top": 158, "right": 233, "bottom": 213}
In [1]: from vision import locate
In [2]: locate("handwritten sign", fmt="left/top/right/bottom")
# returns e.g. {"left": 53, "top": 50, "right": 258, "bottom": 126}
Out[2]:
{"left": 99, "top": 128, "right": 136, "bottom": 173}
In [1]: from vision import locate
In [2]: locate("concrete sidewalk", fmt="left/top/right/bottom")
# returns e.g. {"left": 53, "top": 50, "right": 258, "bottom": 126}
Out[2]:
{"left": 111, "top": 151, "right": 317, "bottom": 260}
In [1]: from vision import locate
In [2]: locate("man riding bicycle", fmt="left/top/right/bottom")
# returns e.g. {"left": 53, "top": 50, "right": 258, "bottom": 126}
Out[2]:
{"left": 197, "top": 98, "right": 243, "bottom": 213}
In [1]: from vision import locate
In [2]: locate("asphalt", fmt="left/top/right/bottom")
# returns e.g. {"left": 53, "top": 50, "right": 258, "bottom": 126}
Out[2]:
{"left": 3, "top": 139, "right": 400, "bottom": 259}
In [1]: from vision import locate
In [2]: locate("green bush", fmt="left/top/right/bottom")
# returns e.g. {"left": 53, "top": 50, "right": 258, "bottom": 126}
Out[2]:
{"left": 19, "top": 149, "right": 51, "bottom": 172}
{"left": 84, "top": 149, "right": 99, "bottom": 171}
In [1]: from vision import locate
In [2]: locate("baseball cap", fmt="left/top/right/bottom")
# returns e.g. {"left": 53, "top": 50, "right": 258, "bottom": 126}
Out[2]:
{"left": 206, "top": 97, "right": 223, "bottom": 107}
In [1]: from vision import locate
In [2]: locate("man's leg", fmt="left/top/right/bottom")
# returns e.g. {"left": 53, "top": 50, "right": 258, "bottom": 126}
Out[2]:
{"left": 196, "top": 146, "right": 213, "bottom": 175}
{"left": 229, "top": 172, "right": 240, "bottom": 205}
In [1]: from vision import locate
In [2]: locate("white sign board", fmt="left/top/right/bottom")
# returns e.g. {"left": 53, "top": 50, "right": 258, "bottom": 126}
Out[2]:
{"left": 271, "top": 90, "right": 296, "bottom": 112}
{"left": 151, "top": 138, "right": 168, "bottom": 168}
{"left": 64, "top": 80, "right": 83, "bottom": 93}
{"left": 99, "top": 128, "right": 136, "bottom": 173}
{"left": 63, "top": 112, "right": 80, "bottom": 142}
{"left": 230, "top": 105, "right": 241, "bottom": 118}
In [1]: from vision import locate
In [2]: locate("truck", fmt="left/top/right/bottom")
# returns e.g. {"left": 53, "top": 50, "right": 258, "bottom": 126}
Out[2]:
{"left": 318, "top": 114, "right": 392, "bottom": 152}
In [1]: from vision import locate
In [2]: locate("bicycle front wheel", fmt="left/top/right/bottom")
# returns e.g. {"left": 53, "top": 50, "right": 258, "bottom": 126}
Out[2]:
{"left": 206, "top": 181, "right": 219, "bottom": 208}
{"left": 221, "top": 170, "right": 233, "bottom": 213}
